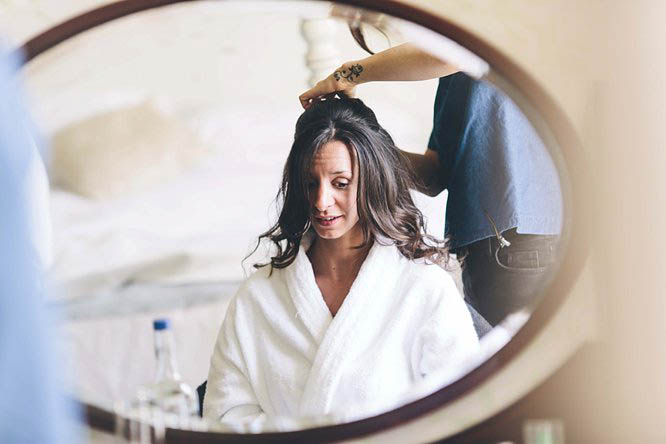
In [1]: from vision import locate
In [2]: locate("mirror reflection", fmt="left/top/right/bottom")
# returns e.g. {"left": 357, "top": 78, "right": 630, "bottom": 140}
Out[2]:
{"left": 23, "top": 0, "right": 565, "bottom": 434}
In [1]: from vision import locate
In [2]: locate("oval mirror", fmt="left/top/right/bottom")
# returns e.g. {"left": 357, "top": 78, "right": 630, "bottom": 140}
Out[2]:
{"left": 16, "top": 0, "right": 588, "bottom": 441}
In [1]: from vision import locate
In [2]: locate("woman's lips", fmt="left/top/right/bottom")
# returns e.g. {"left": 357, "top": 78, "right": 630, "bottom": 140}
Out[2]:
{"left": 314, "top": 215, "right": 342, "bottom": 227}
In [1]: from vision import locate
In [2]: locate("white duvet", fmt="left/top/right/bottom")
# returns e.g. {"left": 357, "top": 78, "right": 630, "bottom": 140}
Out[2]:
{"left": 48, "top": 150, "right": 284, "bottom": 300}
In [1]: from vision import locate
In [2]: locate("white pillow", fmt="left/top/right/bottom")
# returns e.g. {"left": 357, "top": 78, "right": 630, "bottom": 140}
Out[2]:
{"left": 51, "top": 100, "right": 208, "bottom": 199}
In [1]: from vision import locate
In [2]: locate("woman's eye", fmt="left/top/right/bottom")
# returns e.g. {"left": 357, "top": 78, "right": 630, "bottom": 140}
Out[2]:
{"left": 335, "top": 181, "right": 349, "bottom": 189}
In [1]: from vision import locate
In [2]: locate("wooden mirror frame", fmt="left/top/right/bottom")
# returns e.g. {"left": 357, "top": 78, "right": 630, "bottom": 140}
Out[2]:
{"left": 18, "top": 0, "right": 591, "bottom": 441}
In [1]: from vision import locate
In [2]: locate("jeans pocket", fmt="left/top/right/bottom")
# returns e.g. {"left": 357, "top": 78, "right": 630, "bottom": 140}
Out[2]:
{"left": 494, "top": 246, "right": 546, "bottom": 273}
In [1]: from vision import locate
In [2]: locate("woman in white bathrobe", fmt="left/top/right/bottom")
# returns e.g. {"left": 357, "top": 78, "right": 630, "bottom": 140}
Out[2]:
{"left": 203, "top": 96, "right": 479, "bottom": 432}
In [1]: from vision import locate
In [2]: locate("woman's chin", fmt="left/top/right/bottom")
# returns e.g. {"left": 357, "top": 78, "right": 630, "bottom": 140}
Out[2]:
{"left": 313, "top": 227, "right": 342, "bottom": 240}
{"left": 311, "top": 218, "right": 360, "bottom": 242}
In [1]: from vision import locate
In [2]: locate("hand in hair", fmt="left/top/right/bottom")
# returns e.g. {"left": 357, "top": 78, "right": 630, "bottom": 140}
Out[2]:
{"left": 299, "top": 63, "right": 361, "bottom": 109}
{"left": 299, "top": 44, "right": 459, "bottom": 110}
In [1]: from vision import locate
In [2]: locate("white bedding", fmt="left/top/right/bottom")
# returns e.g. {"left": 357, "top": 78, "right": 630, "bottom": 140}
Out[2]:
{"left": 48, "top": 105, "right": 296, "bottom": 301}
{"left": 47, "top": 105, "right": 299, "bottom": 407}
{"left": 49, "top": 156, "right": 276, "bottom": 407}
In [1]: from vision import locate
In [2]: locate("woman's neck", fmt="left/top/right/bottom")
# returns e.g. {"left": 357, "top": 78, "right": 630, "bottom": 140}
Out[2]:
{"left": 307, "top": 232, "right": 371, "bottom": 281}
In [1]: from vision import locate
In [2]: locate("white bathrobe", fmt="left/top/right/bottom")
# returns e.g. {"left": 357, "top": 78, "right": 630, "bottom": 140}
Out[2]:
{"left": 203, "top": 240, "right": 479, "bottom": 432}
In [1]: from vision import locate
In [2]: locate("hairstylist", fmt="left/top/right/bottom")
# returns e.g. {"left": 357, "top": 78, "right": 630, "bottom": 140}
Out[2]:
{"left": 300, "top": 43, "right": 562, "bottom": 326}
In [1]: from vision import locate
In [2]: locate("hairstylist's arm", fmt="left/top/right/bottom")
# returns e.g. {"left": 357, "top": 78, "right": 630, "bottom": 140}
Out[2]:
{"left": 402, "top": 148, "right": 446, "bottom": 197}
{"left": 299, "top": 43, "right": 457, "bottom": 109}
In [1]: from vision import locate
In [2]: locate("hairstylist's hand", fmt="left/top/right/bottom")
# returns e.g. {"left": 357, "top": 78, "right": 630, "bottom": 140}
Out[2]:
{"left": 299, "top": 64, "right": 360, "bottom": 109}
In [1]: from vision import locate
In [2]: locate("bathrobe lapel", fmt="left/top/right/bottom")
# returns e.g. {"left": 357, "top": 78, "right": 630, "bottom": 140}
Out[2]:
{"left": 290, "top": 241, "right": 400, "bottom": 416}
{"left": 283, "top": 244, "right": 332, "bottom": 347}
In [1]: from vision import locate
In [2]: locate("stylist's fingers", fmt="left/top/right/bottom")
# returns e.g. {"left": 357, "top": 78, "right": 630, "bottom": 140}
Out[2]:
{"left": 299, "top": 77, "right": 336, "bottom": 109}
{"left": 299, "top": 93, "right": 315, "bottom": 109}
{"left": 299, "top": 83, "right": 357, "bottom": 109}
{"left": 343, "top": 85, "right": 357, "bottom": 98}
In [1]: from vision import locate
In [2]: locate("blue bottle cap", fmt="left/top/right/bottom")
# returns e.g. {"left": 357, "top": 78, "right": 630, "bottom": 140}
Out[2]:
{"left": 153, "top": 318, "right": 170, "bottom": 330}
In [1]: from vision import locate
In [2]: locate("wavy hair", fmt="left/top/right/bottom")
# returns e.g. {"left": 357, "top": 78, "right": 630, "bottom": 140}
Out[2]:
{"left": 253, "top": 95, "right": 448, "bottom": 270}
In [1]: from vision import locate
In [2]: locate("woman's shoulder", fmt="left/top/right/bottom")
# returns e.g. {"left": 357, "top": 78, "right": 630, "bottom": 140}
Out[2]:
{"left": 391, "top": 245, "right": 451, "bottom": 278}
{"left": 374, "top": 242, "right": 448, "bottom": 280}
{"left": 398, "top": 255, "right": 459, "bottom": 293}
{"left": 231, "top": 265, "right": 283, "bottom": 303}
{"left": 244, "top": 264, "right": 274, "bottom": 283}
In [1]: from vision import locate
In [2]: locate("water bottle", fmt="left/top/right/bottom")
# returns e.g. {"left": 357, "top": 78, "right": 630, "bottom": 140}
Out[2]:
{"left": 114, "top": 319, "right": 201, "bottom": 441}
{"left": 136, "top": 318, "right": 198, "bottom": 420}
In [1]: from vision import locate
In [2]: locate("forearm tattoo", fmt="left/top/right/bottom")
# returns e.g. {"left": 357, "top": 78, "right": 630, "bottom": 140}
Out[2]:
{"left": 334, "top": 64, "right": 364, "bottom": 82}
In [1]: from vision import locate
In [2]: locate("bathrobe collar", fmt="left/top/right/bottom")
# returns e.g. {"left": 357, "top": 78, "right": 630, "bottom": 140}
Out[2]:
{"left": 282, "top": 231, "right": 402, "bottom": 415}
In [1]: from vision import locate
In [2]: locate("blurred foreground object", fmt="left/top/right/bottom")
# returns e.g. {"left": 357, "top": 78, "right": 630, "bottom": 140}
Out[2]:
{"left": 0, "top": 46, "right": 80, "bottom": 444}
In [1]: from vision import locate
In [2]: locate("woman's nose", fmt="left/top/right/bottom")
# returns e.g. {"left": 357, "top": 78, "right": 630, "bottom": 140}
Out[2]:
{"left": 313, "top": 185, "right": 333, "bottom": 212}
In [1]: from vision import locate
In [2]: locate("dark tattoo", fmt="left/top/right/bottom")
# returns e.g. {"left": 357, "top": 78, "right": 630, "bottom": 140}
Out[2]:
{"left": 334, "top": 64, "right": 364, "bottom": 82}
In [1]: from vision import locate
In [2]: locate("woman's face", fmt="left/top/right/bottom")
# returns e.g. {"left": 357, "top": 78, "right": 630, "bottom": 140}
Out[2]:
{"left": 308, "top": 140, "right": 361, "bottom": 242}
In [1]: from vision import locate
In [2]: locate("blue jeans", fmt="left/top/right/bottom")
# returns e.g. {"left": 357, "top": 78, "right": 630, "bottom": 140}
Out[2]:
{"left": 457, "top": 229, "right": 560, "bottom": 326}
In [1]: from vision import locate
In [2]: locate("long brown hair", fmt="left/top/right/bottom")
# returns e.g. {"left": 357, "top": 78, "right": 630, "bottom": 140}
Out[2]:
{"left": 253, "top": 95, "right": 448, "bottom": 271}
